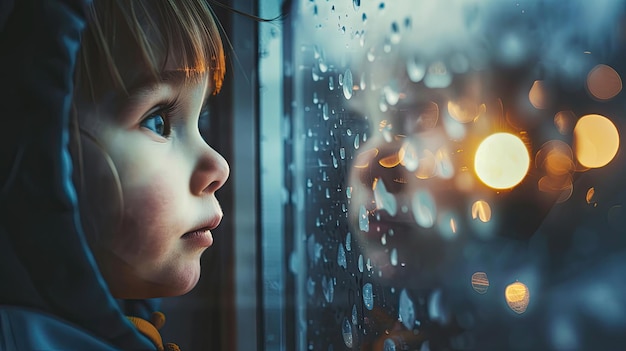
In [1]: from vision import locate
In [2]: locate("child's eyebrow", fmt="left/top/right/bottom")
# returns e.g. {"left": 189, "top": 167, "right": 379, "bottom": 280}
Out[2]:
{"left": 124, "top": 71, "right": 190, "bottom": 99}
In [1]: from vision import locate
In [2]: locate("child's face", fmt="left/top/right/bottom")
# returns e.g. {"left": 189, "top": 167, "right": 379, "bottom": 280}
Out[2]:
{"left": 78, "top": 69, "right": 229, "bottom": 299}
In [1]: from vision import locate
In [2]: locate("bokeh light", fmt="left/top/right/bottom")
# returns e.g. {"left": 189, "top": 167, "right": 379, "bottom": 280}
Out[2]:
{"left": 573, "top": 114, "right": 620, "bottom": 168}
{"left": 447, "top": 98, "right": 485, "bottom": 123}
{"left": 505, "top": 281, "right": 530, "bottom": 314}
{"left": 586, "top": 64, "right": 622, "bottom": 101}
{"left": 528, "top": 80, "right": 550, "bottom": 109}
{"left": 471, "top": 200, "right": 492, "bottom": 223}
{"left": 474, "top": 133, "right": 530, "bottom": 189}
{"left": 471, "top": 272, "right": 490, "bottom": 294}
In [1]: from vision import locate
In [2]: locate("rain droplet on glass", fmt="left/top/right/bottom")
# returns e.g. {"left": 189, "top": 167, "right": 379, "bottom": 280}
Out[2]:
{"left": 359, "top": 205, "right": 369, "bottom": 232}
{"left": 358, "top": 254, "right": 364, "bottom": 273}
{"left": 390, "top": 21, "right": 401, "bottom": 44}
{"left": 412, "top": 190, "right": 436, "bottom": 228}
{"left": 342, "top": 317, "right": 354, "bottom": 348}
{"left": 363, "top": 283, "right": 374, "bottom": 310}
{"left": 399, "top": 289, "right": 416, "bottom": 330}
{"left": 390, "top": 248, "right": 398, "bottom": 266}
{"left": 338, "top": 243, "right": 347, "bottom": 269}
{"left": 406, "top": 57, "right": 426, "bottom": 83}
{"left": 322, "top": 275, "right": 334, "bottom": 303}
{"left": 383, "top": 338, "right": 397, "bottom": 351}
{"left": 343, "top": 69, "right": 354, "bottom": 100}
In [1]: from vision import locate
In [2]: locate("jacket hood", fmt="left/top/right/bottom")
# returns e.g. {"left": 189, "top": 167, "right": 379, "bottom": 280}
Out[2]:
{"left": 0, "top": 0, "right": 153, "bottom": 349}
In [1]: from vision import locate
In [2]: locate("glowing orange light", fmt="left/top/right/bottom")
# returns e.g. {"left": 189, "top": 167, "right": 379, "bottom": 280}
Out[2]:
{"left": 586, "top": 187, "right": 598, "bottom": 207}
{"left": 474, "top": 133, "right": 530, "bottom": 189}
{"left": 379, "top": 150, "right": 404, "bottom": 168}
{"left": 573, "top": 114, "right": 619, "bottom": 168}
{"left": 471, "top": 272, "right": 489, "bottom": 294}
{"left": 450, "top": 217, "right": 457, "bottom": 233}
{"left": 353, "top": 148, "right": 379, "bottom": 168}
{"left": 528, "top": 80, "right": 550, "bottom": 109}
{"left": 471, "top": 200, "right": 492, "bottom": 222}
{"left": 554, "top": 111, "right": 576, "bottom": 135}
{"left": 447, "top": 98, "right": 484, "bottom": 123}
{"left": 505, "top": 281, "right": 530, "bottom": 314}
{"left": 587, "top": 64, "right": 622, "bottom": 100}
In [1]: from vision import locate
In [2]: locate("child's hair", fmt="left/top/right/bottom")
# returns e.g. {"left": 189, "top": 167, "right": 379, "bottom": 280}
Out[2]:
{"left": 74, "top": 0, "right": 226, "bottom": 105}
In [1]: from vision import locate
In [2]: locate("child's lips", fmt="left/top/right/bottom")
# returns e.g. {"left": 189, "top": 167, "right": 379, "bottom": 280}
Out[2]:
{"left": 181, "top": 214, "right": 222, "bottom": 247}
{"left": 181, "top": 227, "right": 214, "bottom": 247}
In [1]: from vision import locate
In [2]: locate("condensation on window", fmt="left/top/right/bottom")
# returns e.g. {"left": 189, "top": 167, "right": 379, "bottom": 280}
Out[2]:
{"left": 290, "top": 1, "right": 626, "bottom": 350}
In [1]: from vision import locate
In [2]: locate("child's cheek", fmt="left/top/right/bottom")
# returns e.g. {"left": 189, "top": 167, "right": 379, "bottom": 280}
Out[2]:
{"left": 112, "top": 163, "right": 188, "bottom": 268}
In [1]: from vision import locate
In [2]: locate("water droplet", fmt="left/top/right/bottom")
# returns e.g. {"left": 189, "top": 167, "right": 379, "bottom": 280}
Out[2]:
{"left": 363, "top": 283, "right": 374, "bottom": 310}
{"left": 307, "top": 276, "right": 315, "bottom": 296}
{"left": 358, "top": 254, "right": 364, "bottom": 273}
{"left": 390, "top": 248, "right": 398, "bottom": 266}
{"left": 346, "top": 232, "right": 352, "bottom": 251}
{"left": 353, "top": 0, "right": 361, "bottom": 11}
{"left": 307, "top": 178, "right": 313, "bottom": 188}
{"left": 390, "top": 21, "right": 401, "bottom": 44}
{"left": 338, "top": 244, "right": 347, "bottom": 269}
{"left": 424, "top": 61, "right": 452, "bottom": 88}
{"left": 346, "top": 128, "right": 353, "bottom": 136}
{"left": 428, "top": 289, "right": 446, "bottom": 323}
{"left": 411, "top": 190, "right": 436, "bottom": 228}
{"left": 340, "top": 147, "right": 346, "bottom": 159}
{"left": 399, "top": 289, "right": 416, "bottom": 330}
{"left": 384, "top": 81, "right": 400, "bottom": 106}
{"left": 401, "top": 141, "right": 419, "bottom": 172}
{"left": 328, "top": 76, "right": 335, "bottom": 91}
{"left": 351, "top": 304, "right": 358, "bottom": 324}
{"left": 342, "top": 317, "right": 354, "bottom": 348}
{"left": 346, "top": 186, "right": 352, "bottom": 199}
{"left": 359, "top": 205, "right": 369, "bottom": 232}
{"left": 322, "top": 103, "right": 330, "bottom": 120}
{"left": 383, "top": 338, "right": 396, "bottom": 351}
{"left": 332, "top": 151, "right": 339, "bottom": 168}
{"left": 307, "top": 234, "right": 323, "bottom": 264}
{"left": 343, "top": 69, "right": 354, "bottom": 100}
{"left": 322, "top": 275, "right": 335, "bottom": 303}
{"left": 312, "top": 68, "right": 320, "bottom": 81}
{"left": 406, "top": 57, "right": 426, "bottom": 83}
{"left": 374, "top": 179, "right": 398, "bottom": 216}
{"left": 354, "top": 134, "right": 360, "bottom": 149}
{"left": 361, "top": 13, "right": 367, "bottom": 23}
{"left": 366, "top": 36, "right": 380, "bottom": 55}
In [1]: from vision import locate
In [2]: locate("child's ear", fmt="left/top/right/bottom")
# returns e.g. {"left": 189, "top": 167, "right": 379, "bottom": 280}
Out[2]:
{"left": 70, "top": 128, "right": 124, "bottom": 247}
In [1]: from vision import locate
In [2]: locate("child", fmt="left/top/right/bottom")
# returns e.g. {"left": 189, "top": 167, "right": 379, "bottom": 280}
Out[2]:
{"left": 0, "top": 0, "right": 229, "bottom": 350}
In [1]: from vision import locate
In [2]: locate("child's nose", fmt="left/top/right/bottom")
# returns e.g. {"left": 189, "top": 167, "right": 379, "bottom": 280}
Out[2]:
{"left": 191, "top": 144, "right": 230, "bottom": 196}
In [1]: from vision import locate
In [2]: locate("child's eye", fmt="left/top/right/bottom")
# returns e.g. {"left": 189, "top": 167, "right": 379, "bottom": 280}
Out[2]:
{"left": 140, "top": 112, "right": 170, "bottom": 137}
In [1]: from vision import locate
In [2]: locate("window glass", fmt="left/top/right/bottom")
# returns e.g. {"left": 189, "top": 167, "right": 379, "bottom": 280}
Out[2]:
{"left": 289, "top": 1, "right": 626, "bottom": 350}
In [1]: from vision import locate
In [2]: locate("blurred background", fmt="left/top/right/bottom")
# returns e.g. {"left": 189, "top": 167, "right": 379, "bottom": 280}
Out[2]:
{"left": 161, "top": 1, "right": 626, "bottom": 350}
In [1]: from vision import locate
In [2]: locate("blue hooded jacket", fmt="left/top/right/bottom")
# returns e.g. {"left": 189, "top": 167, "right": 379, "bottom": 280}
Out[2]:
{"left": 0, "top": 0, "right": 157, "bottom": 349}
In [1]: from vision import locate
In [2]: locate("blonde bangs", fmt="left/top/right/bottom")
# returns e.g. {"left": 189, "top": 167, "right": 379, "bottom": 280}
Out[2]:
{"left": 76, "top": 0, "right": 226, "bottom": 103}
